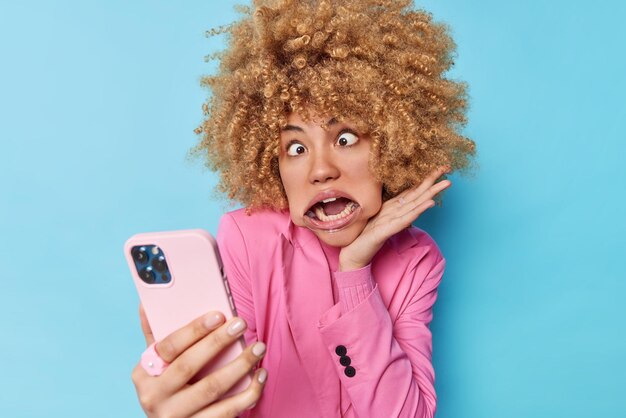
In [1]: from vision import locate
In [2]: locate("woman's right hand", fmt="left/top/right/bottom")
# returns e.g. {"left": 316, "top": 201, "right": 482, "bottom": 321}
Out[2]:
{"left": 131, "top": 304, "right": 267, "bottom": 418}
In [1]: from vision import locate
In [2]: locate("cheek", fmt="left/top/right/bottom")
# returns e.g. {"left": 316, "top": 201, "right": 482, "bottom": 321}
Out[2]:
{"left": 278, "top": 159, "right": 293, "bottom": 197}
{"left": 279, "top": 162, "right": 305, "bottom": 222}
{"left": 364, "top": 189, "right": 383, "bottom": 217}
{"left": 364, "top": 196, "right": 383, "bottom": 222}
{"left": 355, "top": 173, "right": 383, "bottom": 214}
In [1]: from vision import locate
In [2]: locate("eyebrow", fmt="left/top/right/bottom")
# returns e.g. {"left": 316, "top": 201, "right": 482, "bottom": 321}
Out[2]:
{"left": 282, "top": 117, "right": 338, "bottom": 132}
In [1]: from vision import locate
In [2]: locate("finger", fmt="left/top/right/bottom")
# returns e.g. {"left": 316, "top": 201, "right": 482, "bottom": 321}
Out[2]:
{"left": 171, "top": 341, "right": 267, "bottom": 414}
{"left": 391, "top": 179, "right": 450, "bottom": 221}
{"left": 131, "top": 362, "right": 150, "bottom": 387}
{"left": 395, "top": 199, "right": 437, "bottom": 227}
{"left": 154, "top": 311, "right": 226, "bottom": 364}
{"left": 412, "top": 178, "right": 451, "bottom": 208}
{"left": 159, "top": 317, "right": 248, "bottom": 392}
{"left": 190, "top": 368, "right": 268, "bottom": 418}
{"left": 139, "top": 304, "right": 155, "bottom": 347}
{"left": 401, "top": 166, "right": 451, "bottom": 203}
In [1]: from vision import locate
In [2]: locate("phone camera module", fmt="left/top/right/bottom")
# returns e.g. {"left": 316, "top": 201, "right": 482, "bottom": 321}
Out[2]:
{"left": 132, "top": 247, "right": 149, "bottom": 264}
{"left": 151, "top": 256, "right": 168, "bottom": 273}
{"left": 139, "top": 267, "right": 155, "bottom": 284}
{"left": 131, "top": 244, "right": 170, "bottom": 285}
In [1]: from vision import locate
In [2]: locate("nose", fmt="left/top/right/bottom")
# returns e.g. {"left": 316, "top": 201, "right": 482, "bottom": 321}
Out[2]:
{"left": 308, "top": 149, "right": 340, "bottom": 184}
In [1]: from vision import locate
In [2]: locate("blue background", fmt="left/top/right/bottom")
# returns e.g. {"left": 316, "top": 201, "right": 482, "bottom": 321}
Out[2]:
{"left": 1, "top": 1, "right": 624, "bottom": 417}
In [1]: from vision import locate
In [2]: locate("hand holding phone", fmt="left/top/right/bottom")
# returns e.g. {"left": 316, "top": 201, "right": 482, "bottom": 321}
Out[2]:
{"left": 132, "top": 306, "right": 267, "bottom": 417}
{"left": 126, "top": 229, "right": 267, "bottom": 416}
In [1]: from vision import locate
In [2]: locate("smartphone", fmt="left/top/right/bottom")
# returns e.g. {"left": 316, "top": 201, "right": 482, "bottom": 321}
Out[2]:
{"left": 124, "top": 229, "right": 250, "bottom": 396}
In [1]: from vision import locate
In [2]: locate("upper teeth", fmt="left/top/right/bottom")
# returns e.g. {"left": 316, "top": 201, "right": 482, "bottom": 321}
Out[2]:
{"left": 321, "top": 197, "right": 337, "bottom": 203}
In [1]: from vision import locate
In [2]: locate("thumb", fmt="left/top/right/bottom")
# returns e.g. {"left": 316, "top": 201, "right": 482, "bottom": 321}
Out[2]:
{"left": 139, "top": 303, "right": 155, "bottom": 346}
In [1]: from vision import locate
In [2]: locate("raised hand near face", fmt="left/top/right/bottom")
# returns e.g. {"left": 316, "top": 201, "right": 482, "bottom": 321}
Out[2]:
{"left": 338, "top": 166, "right": 452, "bottom": 271}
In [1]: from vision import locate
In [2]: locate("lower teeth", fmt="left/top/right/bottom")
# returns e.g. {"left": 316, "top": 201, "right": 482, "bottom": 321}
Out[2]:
{"left": 313, "top": 202, "right": 357, "bottom": 222}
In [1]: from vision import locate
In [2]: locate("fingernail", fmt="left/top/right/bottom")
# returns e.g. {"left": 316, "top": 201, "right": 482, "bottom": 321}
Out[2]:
{"left": 227, "top": 318, "right": 246, "bottom": 336}
{"left": 204, "top": 312, "right": 223, "bottom": 329}
{"left": 258, "top": 368, "right": 268, "bottom": 384}
{"left": 252, "top": 342, "right": 266, "bottom": 357}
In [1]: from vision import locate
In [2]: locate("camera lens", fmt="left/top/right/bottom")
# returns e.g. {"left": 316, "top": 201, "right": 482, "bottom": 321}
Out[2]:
{"left": 139, "top": 267, "right": 155, "bottom": 283}
{"left": 132, "top": 247, "right": 149, "bottom": 264}
{"left": 151, "top": 256, "right": 168, "bottom": 272}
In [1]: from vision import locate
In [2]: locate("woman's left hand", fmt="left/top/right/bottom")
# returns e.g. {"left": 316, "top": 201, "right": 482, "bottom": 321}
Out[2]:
{"left": 339, "top": 165, "right": 452, "bottom": 271}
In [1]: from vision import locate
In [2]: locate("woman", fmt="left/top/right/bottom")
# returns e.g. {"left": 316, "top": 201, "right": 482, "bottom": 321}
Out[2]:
{"left": 132, "top": 1, "right": 476, "bottom": 416}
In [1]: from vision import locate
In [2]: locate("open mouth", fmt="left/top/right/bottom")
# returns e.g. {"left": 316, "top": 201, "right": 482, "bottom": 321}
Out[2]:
{"left": 304, "top": 196, "right": 361, "bottom": 231}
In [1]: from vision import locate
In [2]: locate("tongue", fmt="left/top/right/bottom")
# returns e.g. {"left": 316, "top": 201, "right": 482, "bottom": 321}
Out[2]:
{"left": 323, "top": 198, "right": 351, "bottom": 215}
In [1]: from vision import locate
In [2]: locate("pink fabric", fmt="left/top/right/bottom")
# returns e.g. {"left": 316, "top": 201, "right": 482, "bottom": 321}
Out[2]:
{"left": 334, "top": 265, "right": 375, "bottom": 313}
{"left": 216, "top": 209, "right": 446, "bottom": 418}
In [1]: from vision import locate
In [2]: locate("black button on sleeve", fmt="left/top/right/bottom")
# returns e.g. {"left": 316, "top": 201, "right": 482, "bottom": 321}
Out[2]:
{"left": 344, "top": 366, "right": 356, "bottom": 378}
{"left": 335, "top": 345, "right": 347, "bottom": 357}
{"left": 339, "top": 356, "right": 351, "bottom": 367}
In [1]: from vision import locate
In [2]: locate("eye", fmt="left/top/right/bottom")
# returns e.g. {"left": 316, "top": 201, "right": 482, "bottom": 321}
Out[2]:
{"left": 287, "top": 142, "right": 306, "bottom": 156}
{"left": 336, "top": 131, "right": 359, "bottom": 147}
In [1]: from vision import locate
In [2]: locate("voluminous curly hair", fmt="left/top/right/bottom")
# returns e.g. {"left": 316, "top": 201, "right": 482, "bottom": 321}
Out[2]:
{"left": 193, "top": 0, "right": 477, "bottom": 211}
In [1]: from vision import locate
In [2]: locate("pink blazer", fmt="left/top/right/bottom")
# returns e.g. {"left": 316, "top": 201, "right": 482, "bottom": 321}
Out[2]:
{"left": 216, "top": 209, "right": 446, "bottom": 418}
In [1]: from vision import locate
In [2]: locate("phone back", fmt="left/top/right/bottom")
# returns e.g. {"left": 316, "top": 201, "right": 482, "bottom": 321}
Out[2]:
{"left": 124, "top": 229, "right": 248, "bottom": 393}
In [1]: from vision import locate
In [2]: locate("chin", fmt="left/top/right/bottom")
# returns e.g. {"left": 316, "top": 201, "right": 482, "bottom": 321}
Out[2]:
{"left": 308, "top": 221, "right": 365, "bottom": 248}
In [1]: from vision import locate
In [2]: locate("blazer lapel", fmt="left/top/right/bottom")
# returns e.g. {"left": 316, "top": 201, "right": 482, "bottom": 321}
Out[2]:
{"left": 279, "top": 232, "right": 341, "bottom": 417}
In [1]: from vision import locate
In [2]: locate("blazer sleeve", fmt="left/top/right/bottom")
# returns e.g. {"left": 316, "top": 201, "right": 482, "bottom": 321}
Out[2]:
{"left": 216, "top": 213, "right": 257, "bottom": 346}
{"left": 317, "top": 244, "right": 446, "bottom": 418}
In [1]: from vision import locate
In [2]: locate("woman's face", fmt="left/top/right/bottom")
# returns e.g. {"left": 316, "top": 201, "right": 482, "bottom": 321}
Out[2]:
{"left": 278, "top": 111, "right": 383, "bottom": 247}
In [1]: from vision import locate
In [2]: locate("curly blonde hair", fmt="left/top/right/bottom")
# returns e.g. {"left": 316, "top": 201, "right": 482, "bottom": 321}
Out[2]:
{"left": 193, "top": 0, "right": 477, "bottom": 211}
